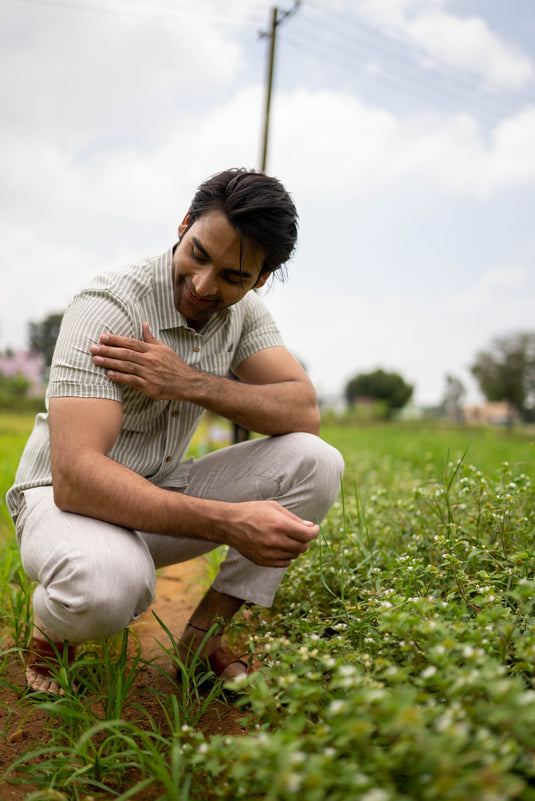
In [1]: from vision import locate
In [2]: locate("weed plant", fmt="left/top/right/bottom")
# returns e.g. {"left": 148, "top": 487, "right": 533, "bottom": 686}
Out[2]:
{"left": 1, "top": 415, "right": 535, "bottom": 799}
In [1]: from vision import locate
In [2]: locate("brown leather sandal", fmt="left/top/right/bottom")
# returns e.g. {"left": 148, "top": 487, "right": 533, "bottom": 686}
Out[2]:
{"left": 25, "top": 636, "right": 76, "bottom": 696}
{"left": 179, "top": 622, "right": 251, "bottom": 684}
{"left": 208, "top": 645, "right": 250, "bottom": 678}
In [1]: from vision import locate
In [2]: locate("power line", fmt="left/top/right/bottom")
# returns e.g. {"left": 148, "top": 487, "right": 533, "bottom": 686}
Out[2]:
{"left": 305, "top": 0, "right": 535, "bottom": 109}
{"left": 17, "top": 0, "right": 267, "bottom": 28}
{"left": 15, "top": 0, "right": 535, "bottom": 132}
{"left": 281, "top": 30, "right": 529, "bottom": 131}
{"left": 276, "top": 3, "right": 534, "bottom": 132}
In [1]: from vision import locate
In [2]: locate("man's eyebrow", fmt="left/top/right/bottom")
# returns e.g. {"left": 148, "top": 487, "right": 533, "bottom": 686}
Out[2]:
{"left": 191, "top": 236, "right": 254, "bottom": 278}
{"left": 191, "top": 236, "right": 211, "bottom": 261}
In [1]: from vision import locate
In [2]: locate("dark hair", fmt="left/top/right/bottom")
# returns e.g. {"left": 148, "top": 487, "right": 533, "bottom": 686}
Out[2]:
{"left": 187, "top": 168, "right": 298, "bottom": 275}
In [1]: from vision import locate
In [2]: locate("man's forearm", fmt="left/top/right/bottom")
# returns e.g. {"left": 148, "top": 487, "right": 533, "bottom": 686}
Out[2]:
{"left": 53, "top": 450, "right": 231, "bottom": 542}
{"left": 185, "top": 372, "right": 320, "bottom": 435}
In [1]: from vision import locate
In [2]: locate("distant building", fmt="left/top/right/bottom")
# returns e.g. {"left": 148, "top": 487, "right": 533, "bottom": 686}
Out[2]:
{"left": 0, "top": 350, "right": 46, "bottom": 396}
{"left": 464, "top": 401, "right": 519, "bottom": 426}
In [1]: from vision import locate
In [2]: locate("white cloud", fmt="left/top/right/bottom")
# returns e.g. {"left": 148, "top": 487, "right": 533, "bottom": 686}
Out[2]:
{"left": 271, "top": 90, "right": 535, "bottom": 198}
{"left": 263, "top": 267, "right": 535, "bottom": 406}
{"left": 2, "top": 82, "right": 535, "bottom": 354}
{"left": 407, "top": 10, "right": 535, "bottom": 89}
{"left": 0, "top": 0, "right": 244, "bottom": 149}
{"left": 355, "top": 0, "right": 535, "bottom": 89}
{"left": 453, "top": 266, "right": 532, "bottom": 313}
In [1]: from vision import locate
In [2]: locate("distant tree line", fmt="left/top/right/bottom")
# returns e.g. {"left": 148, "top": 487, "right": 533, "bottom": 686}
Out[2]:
{"left": 344, "top": 331, "right": 535, "bottom": 426}
{"left": 2, "top": 312, "right": 535, "bottom": 428}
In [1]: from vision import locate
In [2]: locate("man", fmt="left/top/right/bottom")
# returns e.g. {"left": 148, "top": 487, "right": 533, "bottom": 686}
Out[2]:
{"left": 7, "top": 168, "right": 344, "bottom": 695}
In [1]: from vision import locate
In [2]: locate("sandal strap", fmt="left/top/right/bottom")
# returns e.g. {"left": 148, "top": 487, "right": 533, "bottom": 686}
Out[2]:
{"left": 208, "top": 645, "right": 249, "bottom": 678}
{"left": 186, "top": 622, "right": 209, "bottom": 634}
{"left": 187, "top": 621, "right": 223, "bottom": 636}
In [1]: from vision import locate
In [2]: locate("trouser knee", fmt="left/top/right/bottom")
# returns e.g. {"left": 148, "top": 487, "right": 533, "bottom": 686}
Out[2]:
{"left": 274, "top": 432, "right": 344, "bottom": 522}
{"left": 32, "top": 549, "right": 156, "bottom": 643}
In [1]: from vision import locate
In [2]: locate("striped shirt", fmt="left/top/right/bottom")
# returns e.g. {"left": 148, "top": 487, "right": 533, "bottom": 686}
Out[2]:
{"left": 7, "top": 247, "right": 284, "bottom": 520}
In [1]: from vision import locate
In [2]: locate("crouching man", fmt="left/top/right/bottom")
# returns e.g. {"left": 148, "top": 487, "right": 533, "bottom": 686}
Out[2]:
{"left": 7, "top": 167, "right": 344, "bottom": 695}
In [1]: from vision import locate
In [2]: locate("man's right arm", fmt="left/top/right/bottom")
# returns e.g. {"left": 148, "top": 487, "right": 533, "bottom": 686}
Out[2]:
{"left": 49, "top": 396, "right": 318, "bottom": 568}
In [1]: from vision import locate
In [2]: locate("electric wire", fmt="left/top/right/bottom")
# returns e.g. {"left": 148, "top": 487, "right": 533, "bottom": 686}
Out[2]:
{"left": 307, "top": 0, "right": 535, "bottom": 108}
{"left": 15, "top": 0, "right": 535, "bottom": 133}
{"left": 281, "top": 28, "right": 532, "bottom": 133}
{"left": 16, "top": 0, "right": 267, "bottom": 29}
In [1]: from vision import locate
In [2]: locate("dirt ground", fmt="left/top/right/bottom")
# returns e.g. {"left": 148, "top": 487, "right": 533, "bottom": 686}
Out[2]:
{"left": 0, "top": 557, "right": 249, "bottom": 800}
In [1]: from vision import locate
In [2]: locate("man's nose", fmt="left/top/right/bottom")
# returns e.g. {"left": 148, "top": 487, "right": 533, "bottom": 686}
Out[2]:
{"left": 193, "top": 268, "right": 218, "bottom": 298}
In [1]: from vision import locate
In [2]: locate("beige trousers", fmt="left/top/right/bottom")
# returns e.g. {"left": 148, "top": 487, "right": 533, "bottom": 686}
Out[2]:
{"left": 17, "top": 432, "right": 344, "bottom": 643}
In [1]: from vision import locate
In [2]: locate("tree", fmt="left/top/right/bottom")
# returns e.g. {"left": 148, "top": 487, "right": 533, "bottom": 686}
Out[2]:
{"left": 0, "top": 371, "right": 30, "bottom": 401}
{"left": 441, "top": 374, "right": 466, "bottom": 422}
{"left": 28, "top": 312, "right": 64, "bottom": 368}
{"left": 345, "top": 368, "right": 413, "bottom": 418}
{"left": 470, "top": 331, "right": 535, "bottom": 426}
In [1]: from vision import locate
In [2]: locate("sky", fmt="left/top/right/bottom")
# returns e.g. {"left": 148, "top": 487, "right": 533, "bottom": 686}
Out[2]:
{"left": 1, "top": 0, "right": 534, "bottom": 407}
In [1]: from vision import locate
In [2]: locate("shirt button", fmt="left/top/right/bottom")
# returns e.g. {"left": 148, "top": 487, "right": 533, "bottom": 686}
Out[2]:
{"left": 165, "top": 456, "right": 172, "bottom": 463}
{"left": 193, "top": 346, "right": 200, "bottom": 352}
{"left": 172, "top": 410, "right": 180, "bottom": 417}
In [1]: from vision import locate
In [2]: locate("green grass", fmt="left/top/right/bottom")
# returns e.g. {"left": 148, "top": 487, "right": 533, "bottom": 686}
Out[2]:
{"left": 0, "top": 412, "right": 37, "bottom": 536}
{"left": 1, "top": 412, "right": 535, "bottom": 800}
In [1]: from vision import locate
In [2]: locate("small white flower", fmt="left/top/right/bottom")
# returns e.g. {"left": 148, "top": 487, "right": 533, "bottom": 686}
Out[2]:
{"left": 289, "top": 751, "right": 306, "bottom": 765}
{"left": 327, "top": 699, "right": 346, "bottom": 715}
{"left": 360, "top": 789, "right": 390, "bottom": 801}
{"left": 282, "top": 773, "right": 302, "bottom": 792}
{"left": 517, "top": 691, "right": 535, "bottom": 706}
{"left": 421, "top": 665, "right": 437, "bottom": 679}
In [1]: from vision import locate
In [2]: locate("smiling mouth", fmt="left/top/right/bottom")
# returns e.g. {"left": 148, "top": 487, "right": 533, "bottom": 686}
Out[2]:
{"left": 184, "top": 281, "right": 216, "bottom": 306}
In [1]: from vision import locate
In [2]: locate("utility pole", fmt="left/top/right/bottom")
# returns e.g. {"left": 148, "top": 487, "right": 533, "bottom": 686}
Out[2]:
{"left": 233, "top": 3, "right": 301, "bottom": 447}
{"left": 259, "top": 2, "right": 301, "bottom": 172}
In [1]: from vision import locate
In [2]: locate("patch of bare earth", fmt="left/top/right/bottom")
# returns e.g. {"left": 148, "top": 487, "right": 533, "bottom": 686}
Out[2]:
{"left": 0, "top": 557, "right": 249, "bottom": 800}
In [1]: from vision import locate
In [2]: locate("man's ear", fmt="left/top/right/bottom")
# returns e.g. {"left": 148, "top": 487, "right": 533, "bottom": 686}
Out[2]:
{"left": 254, "top": 271, "right": 271, "bottom": 289}
{"left": 177, "top": 212, "right": 190, "bottom": 239}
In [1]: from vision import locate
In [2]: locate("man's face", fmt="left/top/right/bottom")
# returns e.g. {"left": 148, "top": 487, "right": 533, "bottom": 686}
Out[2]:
{"left": 172, "top": 210, "right": 269, "bottom": 329}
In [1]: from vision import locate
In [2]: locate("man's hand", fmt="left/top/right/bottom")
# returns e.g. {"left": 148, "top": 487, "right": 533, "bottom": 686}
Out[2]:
{"left": 90, "top": 323, "right": 194, "bottom": 399}
{"left": 91, "top": 321, "right": 320, "bottom": 435}
{"left": 223, "top": 501, "right": 320, "bottom": 567}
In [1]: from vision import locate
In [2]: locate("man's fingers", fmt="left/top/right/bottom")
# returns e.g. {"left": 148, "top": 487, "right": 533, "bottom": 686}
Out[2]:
{"left": 91, "top": 344, "right": 146, "bottom": 366}
{"left": 99, "top": 332, "right": 149, "bottom": 352}
{"left": 285, "top": 521, "right": 320, "bottom": 544}
{"left": 142, "top": 322, "right": 157, "bottom": 342}
{"left": 273, "top": 505, "right": 319, "bottom": 542}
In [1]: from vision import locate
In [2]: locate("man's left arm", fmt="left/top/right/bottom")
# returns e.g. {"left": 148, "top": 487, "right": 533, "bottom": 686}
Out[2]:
{"left": 204, "top": 345, "right": 320, "bottom": 435}
{"left": 90, "top": 323, "right": 320, "bottom": 436}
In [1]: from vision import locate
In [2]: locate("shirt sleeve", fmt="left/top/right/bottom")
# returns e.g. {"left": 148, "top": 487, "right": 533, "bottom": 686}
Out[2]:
{"left": 231, "top": 292, "right": 285, "bottom": 371}
{"left": 48, "top": 291, "right": 137, "bottom": 401}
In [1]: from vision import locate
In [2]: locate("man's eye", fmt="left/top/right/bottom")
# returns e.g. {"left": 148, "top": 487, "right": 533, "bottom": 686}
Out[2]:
{"left": 223, "top": 273, "right": 243, "bottom": 285}
{"left": 192, "top": 247, "right": 207, "bottom": 263}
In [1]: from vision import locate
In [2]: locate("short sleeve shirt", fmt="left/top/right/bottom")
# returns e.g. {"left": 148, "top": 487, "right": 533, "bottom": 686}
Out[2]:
{"left": 6, "top": 247, "right": 284, "bottom": 519}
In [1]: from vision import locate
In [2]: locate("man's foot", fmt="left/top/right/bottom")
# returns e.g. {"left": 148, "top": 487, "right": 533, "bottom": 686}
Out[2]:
{"left": 25, "top": 635, "right": 76, "bottom": 697}
{"left": 178, "top": 622, "right": 249, "bottom": 684}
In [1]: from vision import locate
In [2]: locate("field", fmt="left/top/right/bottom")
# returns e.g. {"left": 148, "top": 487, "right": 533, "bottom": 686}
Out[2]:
{"left": 1, "top": 412, "right": 535, "bottom": 800}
